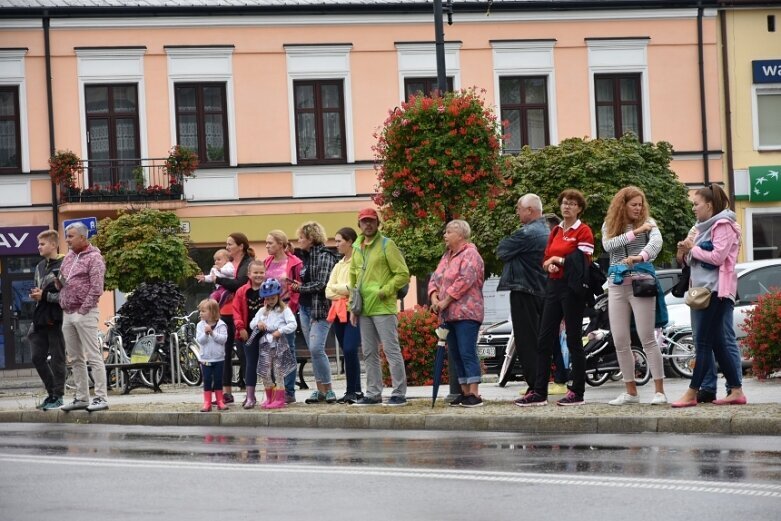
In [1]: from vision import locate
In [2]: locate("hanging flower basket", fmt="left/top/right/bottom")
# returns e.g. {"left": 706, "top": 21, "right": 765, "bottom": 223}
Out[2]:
{"left": 165, "top": 145, "right": 198, "bottom": 179}
{"left": 49, "top": 150, "right": 82, "bottom": 188}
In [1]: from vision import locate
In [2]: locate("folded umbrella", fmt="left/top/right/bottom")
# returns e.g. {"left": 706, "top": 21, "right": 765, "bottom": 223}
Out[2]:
{"left": 432, "top": 325, "right": 450, "bottom": 408}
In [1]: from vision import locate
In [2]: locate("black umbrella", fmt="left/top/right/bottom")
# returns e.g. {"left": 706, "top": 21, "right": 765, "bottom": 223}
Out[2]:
{"left": 431, "top": 325, "right": 450, "bottom": 408}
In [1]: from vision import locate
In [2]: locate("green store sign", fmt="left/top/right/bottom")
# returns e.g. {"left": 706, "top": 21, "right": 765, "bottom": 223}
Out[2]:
{"left": 749, "top": 165, "right": 781, "bottom": 202}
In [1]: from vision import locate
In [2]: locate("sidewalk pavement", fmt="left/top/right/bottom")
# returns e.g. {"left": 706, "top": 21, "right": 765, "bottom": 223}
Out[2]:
{"left": 1, "top": 373, "right": 779, "bottom": 435}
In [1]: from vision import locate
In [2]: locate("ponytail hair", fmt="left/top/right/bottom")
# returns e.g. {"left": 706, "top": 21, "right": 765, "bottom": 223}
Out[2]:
{"left": 695, "top": 183, "right": 730, "bottom": 215}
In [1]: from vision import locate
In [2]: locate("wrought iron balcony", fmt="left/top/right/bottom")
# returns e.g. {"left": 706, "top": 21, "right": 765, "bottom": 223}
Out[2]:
{"left": 59, "top": 158, "right": 185, "bottom": 204}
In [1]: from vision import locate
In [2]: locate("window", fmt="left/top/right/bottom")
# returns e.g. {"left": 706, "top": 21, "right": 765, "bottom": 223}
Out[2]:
{"left": 737, "top": 266, "right": 781, "bottom": 303}
{"left": 0, "top": 86, "right": 21, "bottom": 173}
{"left": 293, "top": 80, "right": 346, "bottom": 163}
{"left": 595, "top": 74, "right": 643, "bottom": 140}
{"left": 751, "top": 213, "right": 781, "bottom": 260}
{"left": 84, "top": 84, "right": 140, "bottom": 187}
{"left": 756, "top": 89, "right": 781, "bottom": 149}
{"left": 404, "top": 77, "right": 454, "bottom": 100}
{"left": 499, "top": 76, "right": 549, "bottom": 152}
{"left": 175, "top": 83, "right": 229, "bottom": 165}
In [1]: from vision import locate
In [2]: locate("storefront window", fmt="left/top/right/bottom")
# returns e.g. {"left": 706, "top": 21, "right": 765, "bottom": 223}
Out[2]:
{"left": 752, "top": 213, "right": 781, "bottom": 260}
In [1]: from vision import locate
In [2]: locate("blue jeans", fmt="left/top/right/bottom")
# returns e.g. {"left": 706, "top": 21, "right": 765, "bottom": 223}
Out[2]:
{"left": 696, "top": 304, "right": 742, "bottom": 393}
{"left": 202, "top": 361, "right": 225, "bottom": 392}
{"left": 690, "top": 297, "right": 742, "bottom": 391}
{"left": 333, "top": 316, "right": 362, "bottom": 395}
{"left": 446, "top": 320, "right": 482, "bottom": 385}
{"left": 300, "top": 305, "right": 333, "bottom": 385}
{"left": 283, "top": 330, "right": 297, "bottom": 397}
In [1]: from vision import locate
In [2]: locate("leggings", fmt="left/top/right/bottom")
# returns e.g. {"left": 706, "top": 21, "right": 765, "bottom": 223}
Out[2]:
{"left": 220, "top": 314, "right": 245, "bottom": 387}
{"left": 242, "top": 333, "right": 259, "bottom": 388}
{"left": 202, "top": 361, "right": 225, "bottom": 392}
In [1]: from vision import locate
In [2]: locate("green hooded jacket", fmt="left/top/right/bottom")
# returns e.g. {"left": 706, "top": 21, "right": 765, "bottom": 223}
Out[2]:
{"left": 349, "top": 232, "right": 410, "bottom": 316}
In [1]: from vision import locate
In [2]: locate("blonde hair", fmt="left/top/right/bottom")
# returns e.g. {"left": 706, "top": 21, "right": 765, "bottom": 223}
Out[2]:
{"left": 198, "top": 298, "right": 220, "bottom": 323}
{"left": 446, "top": 219, "right": 471, "bottom": 240}
{"left": 604, "top": 186, "right": 650, "bottom": 239}
{"left": 296, "top": 221, "right": 327, "bottom": 245}
{"left": 213, "top": 248, "right": 230, "bottom": 261}
{"left": 267, "top": 229, "right": 289, "bottom": 248}
{"left": 37, "top": 229, "right": 59, "bottom": 243}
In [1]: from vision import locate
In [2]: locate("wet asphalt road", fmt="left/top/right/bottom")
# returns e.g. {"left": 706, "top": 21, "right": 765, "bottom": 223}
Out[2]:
{"left": 0, "top": 423, "right": 779, "bottom": 521}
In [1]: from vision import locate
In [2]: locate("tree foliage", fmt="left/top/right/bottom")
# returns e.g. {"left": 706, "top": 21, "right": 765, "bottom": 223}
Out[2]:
{"left": 373, "top": 88, "right": 507, "bottom": 277}
{"left": 92, "top": 209, "right": 199, "bottom": 292}
{"left": 471, "top": 136, "right": 694, "bottom": 275}
{"left": 116, "top": 281, "right": 185, "bottom": 338}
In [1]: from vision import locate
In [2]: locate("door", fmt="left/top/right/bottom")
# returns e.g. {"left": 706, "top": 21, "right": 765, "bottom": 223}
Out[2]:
{"left": 0, "top": 256, "right": 37, "bottom": 369}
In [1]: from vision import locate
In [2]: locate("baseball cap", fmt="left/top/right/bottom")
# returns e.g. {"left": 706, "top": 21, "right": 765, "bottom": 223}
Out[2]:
{"left": 358, "top": 208, "right": 379, "bottom": 221}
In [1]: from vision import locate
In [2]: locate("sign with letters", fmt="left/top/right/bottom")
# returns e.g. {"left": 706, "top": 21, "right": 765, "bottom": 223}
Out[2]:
{"left": 752, "top": 60, "right": 781, "bottom": 84}
{"left": 63, "top": 217, "right": 98, "bottom": 238}
{"left": 0, "top": 226, "right": 49, "bottom": 256}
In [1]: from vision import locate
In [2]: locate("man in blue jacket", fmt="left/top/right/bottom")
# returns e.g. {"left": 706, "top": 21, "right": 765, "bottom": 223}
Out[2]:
{"left": 496, "top": 194, "right": 550, "bottom": 397}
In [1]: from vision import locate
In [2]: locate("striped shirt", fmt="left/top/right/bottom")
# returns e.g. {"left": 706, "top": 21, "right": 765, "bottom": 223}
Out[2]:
{"left": 601, "top": 220, "right": 663, "bottom": 268}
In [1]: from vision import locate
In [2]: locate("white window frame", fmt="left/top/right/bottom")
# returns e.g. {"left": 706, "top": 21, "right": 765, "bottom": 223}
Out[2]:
{"left": 76, "top": 47, "right": 148, "bottom": 186}
{"left": 752, "top": 84, "right": 781, "bottom": 151}
{"left": 0, "top": 49, "right": 30, "bottom": 174}
{"left": 744, "top": 206, "right": 781, "bottom": 261}
{"left": 586, "top": 38, "right": 651, "bottom": 142}
{"left": 395, "top": 42, "right": 461, "bottom": 102}
{"left": 285, "top": 44, "right": 354, "bottom": 166}
{"left": 491, "top": 40, "right": 558, "bottom": 147}
{"left": 165, "top": 46, "right": 237, "bottom": 166}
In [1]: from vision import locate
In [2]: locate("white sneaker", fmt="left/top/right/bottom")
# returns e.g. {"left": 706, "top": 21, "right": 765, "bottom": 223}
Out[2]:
{"left": 650, "top": 392, "right": 668, "bottom": 405}
{"left": 608, "top": 392, "right": 640, "bottom": 406}
{"left": 86, "top": 397, "right": 109, "bottom": 412}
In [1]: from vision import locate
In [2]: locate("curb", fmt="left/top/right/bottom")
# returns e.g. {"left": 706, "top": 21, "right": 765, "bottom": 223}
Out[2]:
{"left": 1, "top": 409, "right": 778, "bottom": 436}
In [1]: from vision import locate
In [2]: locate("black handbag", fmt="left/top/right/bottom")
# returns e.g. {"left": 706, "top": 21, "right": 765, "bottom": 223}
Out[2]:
{"left": 632, "top": 277, "right": 658, "bottom": 298}
{"left": 671, "top": 265, "right": 691, "bottom": 298}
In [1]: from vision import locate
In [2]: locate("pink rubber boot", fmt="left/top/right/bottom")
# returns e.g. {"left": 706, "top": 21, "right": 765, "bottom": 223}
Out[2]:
{"left": 260, "top": 388, "right": 275, "bottom": 409}
{"left": 266, "top": 389, "right": 287, "bottom": 409}
{"left": 200, "top": 391, "right": 213, "bottom": 413}
{"left": 214, "top": 390, "right": 229, "bottom": 411}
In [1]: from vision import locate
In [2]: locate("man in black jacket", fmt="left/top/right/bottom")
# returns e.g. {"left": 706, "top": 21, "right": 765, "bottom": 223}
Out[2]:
{"left": 496, "top": 194, "right": 549, "bottom": 395}
{"left": 29, "top": 229, "right": 66, "bottom": 410}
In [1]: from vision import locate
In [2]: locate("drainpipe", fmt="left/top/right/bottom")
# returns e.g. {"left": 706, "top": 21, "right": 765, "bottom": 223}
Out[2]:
{"left": 697, "top": 6, "right": 710, "bottom": 187}
{"left": 43, "top": 11, "right": 58, "bottom": 231}
{"left": 720, "top": 10, "right": 736, "bottom": 210}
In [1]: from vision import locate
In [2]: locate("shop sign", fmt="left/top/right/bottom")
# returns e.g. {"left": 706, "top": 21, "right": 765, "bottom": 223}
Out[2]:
{"left": 63, "top": 217, "right": 98, "bottom": 238}
{"left": 753, "top": 60, "right": 781, "bottom": 84}
{"left": 0, "top": 226, "right": 49, "bottom": 256}
{"left": 749, "top": 165, "right": 781, "bottom": 202}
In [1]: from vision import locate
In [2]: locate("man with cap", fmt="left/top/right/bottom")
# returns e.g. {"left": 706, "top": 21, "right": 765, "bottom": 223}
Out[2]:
{"left": 349, "top": 208, "right": 411, "bottom": 406}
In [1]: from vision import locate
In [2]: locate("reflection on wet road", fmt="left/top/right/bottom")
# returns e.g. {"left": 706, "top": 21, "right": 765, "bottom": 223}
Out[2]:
{"left": 0, "top": 424, "right": 779, "bottom": 520}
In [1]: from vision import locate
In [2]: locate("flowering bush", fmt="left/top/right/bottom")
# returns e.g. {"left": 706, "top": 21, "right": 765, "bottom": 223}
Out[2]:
{"left": 165, "top": 145, "right": 198, "bottom": 178}
{"left": 382, "top": 306, "right": 448, "bottom": 386}
{"left": 49, "top": 150, "right": 82, "bottom": 187}
{"left": 742, "top": 289, "right": 781, "bottom": 379}
{"left": 372, "top": 88, "right": 507, "bottom": 276}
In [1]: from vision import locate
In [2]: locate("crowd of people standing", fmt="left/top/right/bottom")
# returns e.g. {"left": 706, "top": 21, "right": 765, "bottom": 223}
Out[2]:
{"left": 29, "top": 184, "right": 748, "bottom": 412}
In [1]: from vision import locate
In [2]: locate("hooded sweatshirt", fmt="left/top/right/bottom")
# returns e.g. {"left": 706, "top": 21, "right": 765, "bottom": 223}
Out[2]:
{"left": 33, "top": 254, "right": 64, "bottom": 326}
{"left": 59, "top": 244, "right": 106, "bottom": 314}
{"left": 689, "top": 209, "right": 741, "bottom": 300}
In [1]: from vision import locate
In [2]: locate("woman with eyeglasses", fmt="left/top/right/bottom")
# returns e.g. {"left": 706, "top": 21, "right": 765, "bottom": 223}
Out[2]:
{"left": 516, "top": 189, "right": 594, "bottom": 407}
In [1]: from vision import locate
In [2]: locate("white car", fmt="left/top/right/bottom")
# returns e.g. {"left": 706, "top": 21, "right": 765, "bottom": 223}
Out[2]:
{"left": 665, "top": 259, "right": 781, "bottom": 352}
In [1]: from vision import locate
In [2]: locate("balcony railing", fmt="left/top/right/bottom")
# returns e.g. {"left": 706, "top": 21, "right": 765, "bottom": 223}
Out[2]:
{"left": 60, "top": 158, "right": 184, "bottom": 204}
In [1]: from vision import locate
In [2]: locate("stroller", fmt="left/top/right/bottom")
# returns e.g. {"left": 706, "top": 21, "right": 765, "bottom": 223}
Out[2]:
{"left": 583, "top": 293, "right": 651, "bottom": 387}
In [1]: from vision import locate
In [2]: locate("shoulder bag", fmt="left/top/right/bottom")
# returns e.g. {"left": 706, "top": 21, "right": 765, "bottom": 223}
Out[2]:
{"left": 623, "top": 238, "right": 657, "bottom": 298}
{"left": 350, "top": 246, "right": 369, "bottom": 316}
{"left": 685, "top": 286, "right": 712, "bottom": 310}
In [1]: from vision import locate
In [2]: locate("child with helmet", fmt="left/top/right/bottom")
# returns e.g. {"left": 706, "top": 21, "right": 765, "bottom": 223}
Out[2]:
{"left": 248, "top": 278, "right": 299, "bottom": 409}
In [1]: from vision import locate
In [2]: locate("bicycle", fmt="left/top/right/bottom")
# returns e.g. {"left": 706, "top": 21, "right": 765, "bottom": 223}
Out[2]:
{"left": 171, "top": 310, "right": 202, "bottom": 386}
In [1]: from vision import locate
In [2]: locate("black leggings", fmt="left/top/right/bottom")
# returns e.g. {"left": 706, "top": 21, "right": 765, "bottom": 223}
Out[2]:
{"left": 220, "top": 314, "right": 245, "bottom": 388}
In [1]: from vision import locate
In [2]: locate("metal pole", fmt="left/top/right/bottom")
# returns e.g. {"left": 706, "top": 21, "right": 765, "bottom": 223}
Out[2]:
{"left": 433, "top": 0, "right": 448, "bottom": 94}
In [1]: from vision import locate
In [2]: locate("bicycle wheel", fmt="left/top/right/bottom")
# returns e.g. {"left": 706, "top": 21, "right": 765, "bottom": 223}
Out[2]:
{"left": 497, "top": 336, "right": 516, "bottom": 388}
{"left": 138, "top": 352, "right": 165, "bottom": 388}
{"left": 669, "top": 333, "right": 695, "bottom": 379}
{"left": 631, "top": 348, "right": 651, "bottom": 386}
{"left": 179, "top": 343, "right": 202, "bottom": 386}
{"left": 105, "top": 338, "right": 126, "bottom": 391}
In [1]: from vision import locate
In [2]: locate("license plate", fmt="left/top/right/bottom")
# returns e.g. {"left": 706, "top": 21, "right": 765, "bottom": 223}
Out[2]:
{"left": 477, "top": 346, "right": 496, "bottom": 358}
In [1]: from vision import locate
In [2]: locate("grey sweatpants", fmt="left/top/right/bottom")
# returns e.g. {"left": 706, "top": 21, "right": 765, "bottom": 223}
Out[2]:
{"left": 359, "top": 314, "right": 407, "bottom": 398}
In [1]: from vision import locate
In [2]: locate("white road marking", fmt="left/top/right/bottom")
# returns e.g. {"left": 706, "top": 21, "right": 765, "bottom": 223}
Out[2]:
{"left": 1, "top": 453, "right": 779, "bottom": 498}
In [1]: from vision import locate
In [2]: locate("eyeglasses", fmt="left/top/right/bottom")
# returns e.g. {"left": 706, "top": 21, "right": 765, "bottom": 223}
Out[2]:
{"left": 560, "top": 201, "right": 579, "bottom": 208}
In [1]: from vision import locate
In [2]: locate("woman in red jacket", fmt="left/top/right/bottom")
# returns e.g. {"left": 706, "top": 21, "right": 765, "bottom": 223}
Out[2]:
{"left": 515, "top": 189, "right": 595, "bottom": 407}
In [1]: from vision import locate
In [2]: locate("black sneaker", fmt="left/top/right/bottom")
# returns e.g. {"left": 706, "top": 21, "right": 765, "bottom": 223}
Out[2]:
{"left": 337, "top": 392, "right": 362, "bottom": 404}
{"left": 515, "top": 392, "right": 547, "bottom": 407}
{"left": 352, "top": 395, "right": 383, "bottom": 406}
{"left": 449, "top": 394, "right": 466, "bottom": 407}
{"left": 460, "top": 395, "right": 483, "bottom": 408}
{"left": 697, "top": 390, "right": 717, "bottom": 403}
{"left": 36, "top": 395, "right": 54, "bottom": 410}
{"left": 384, "top": 396, "right": 407, "bottom": 407}
{"left": 556, "top": 390, "right": 585, "bottom": 406}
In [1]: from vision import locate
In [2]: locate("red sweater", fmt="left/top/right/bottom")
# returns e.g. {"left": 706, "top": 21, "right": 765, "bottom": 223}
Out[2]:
{"left": 543, "top": 220, "right": 595, "bottom": 280}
